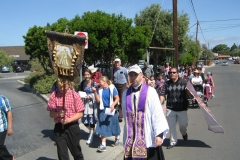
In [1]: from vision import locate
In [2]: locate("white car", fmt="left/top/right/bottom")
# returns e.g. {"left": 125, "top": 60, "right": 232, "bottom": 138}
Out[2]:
{"left": 222, "top": 61, "right": 228, "bottom": 66}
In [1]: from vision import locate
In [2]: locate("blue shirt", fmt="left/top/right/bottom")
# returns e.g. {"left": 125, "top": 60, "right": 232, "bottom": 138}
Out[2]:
{"left": 0, "top": 95, "right": 11, "bottom": 132}
{"left": 102, "top": 88, "right": 118, "bottom": 106}
{"left": 113, "top": 66, "right": 128, "bottom": 84}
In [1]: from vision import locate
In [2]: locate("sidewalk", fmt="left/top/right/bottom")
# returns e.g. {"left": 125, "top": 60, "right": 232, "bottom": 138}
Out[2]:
{"left": 17, "top": 80, "right": 124, "bottom": 160}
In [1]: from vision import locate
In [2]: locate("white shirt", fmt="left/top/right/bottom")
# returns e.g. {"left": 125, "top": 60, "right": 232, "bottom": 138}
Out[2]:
{"left": 191, "top": 76, "right": 203, "bottom": 84}
{"left": 122, "top": 85, "right": 169, "bottom": 148}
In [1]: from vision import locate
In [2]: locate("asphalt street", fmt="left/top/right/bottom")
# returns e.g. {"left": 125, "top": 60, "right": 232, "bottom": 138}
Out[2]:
{"left": 1, "top": 61, "right": 240, "bottom": 160}
{"left": 0, "top": 78, "right": 55, "bottom": 159}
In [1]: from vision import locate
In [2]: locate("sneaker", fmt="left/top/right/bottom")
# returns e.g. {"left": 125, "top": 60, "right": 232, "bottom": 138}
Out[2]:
{"left": 210, "top": 95, "right": 215, "bottom": 99}
{"left": 86, "top": 138, "right": 93, "bottom": 145}
{"left": 118, "top": 118, "right": 123, "bottom": 122}
{"left": 97, "top": 145, "right": 106, "bottom": 152}
{"left": 114, "top": 139, "right": 120, "bottom": 146}
{"left": 182, "top": 133, "right": 188, "bottom": 141}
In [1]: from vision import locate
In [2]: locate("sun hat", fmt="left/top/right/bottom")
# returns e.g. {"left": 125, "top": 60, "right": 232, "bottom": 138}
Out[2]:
{"left": 207, "top": 72, "right": 211, "bottom": 75}
{"left": 128, "top": 64, "right": 142, "bottom": 74}
{"left": 194, "top": 70, "right": 200, "bottom": 73}
{"left": 88, "top": 65, "right": 98, "bottom": 73}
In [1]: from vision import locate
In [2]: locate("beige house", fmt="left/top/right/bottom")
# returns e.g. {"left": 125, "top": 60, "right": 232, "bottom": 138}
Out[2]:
{"left": 0, "top": 46, "right": 30, "bottom": 70}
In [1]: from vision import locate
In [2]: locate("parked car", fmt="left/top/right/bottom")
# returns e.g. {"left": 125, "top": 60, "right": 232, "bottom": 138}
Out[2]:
{"left": 1, "top": 66, "right": 10, "bottom": 73}
{"left": 234, "top": 59, "right": 239, "bottom": 64}
{"left": 215, "top": 60, "right": 221, "bottom": 64}
{"left": 13, "top": 65, "right": 24, "bottom": 72}
{"left": 222, "top": 61, "right": 228, "bottom": 66}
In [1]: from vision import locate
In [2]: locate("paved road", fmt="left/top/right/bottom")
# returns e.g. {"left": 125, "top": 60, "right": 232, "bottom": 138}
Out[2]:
{"left": 160, "top": 61, "right": 240, "bottom": 160}
{"left": 0, "top": 71, "right": 30, "bottom": 79}
{"left": 0, "top": 78, "right": 55, "bottom": 158}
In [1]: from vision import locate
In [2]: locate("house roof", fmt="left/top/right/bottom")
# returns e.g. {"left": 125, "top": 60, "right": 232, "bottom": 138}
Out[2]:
{"left": 0, "top": 46, "right": 30, "bottom": 61}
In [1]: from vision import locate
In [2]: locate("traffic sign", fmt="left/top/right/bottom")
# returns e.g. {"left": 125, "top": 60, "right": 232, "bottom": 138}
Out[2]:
{"left": 74, "top": 31, "right": 88, "bottom": 49}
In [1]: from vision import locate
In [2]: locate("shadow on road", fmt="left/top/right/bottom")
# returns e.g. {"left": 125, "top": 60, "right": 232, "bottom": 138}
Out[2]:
{"left": 79, "top": 129, "right": 115, "bottom": 149}
{"left": 162, "top": 138, "right": 211, "bottom": 148}
{"left": 41, "top": 129, "right": 55, "bottom": 141}
{"left": 12, "top": 102, "right": 45, "bottom": 110}
{"left": 36, "top": 157, "right": 57, "bottom": 160}
{"left": 18, "top": 86, "right": 31, "bottom": 92}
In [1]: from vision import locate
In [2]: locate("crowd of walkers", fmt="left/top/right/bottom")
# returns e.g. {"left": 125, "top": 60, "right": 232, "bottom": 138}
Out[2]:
{"left": 46, "top": 60, "right": 216, "bottom": 160}
{"left": 0, "top": 59, "right": 216, "bottom": 160}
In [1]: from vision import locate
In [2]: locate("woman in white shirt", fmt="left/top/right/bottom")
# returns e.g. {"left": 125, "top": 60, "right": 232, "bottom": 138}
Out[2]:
{"left": 191, "top": 70, "right": 203, "bottom": 85}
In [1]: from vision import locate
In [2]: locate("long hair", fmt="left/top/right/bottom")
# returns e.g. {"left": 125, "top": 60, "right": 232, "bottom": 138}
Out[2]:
{"left": 99, "top": 76, "right": 112, "bottom": 85}
{"left": 84, "top": 69, "right": 92, "bottom": 76}
{"left": 57, "top": 77, "right": 75, "bottom": 91}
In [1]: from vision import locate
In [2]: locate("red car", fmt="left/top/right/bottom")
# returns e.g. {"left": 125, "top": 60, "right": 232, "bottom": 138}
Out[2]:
{"left": 234, "top": 59, "right": 239, "bottom": 64}
{"left": 13, "top": 65, "right": 24, "bottom": 72}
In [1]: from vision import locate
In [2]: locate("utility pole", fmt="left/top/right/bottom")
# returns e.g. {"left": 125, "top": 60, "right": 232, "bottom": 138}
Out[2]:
{"left": 196, "top": 21, "right": 199, "bottom": 42}
{"left": 173, "top": 0, "right": 178, "bottom": 68}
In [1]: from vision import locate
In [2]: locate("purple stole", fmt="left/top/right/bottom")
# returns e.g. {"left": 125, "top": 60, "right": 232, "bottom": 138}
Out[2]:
{"left": 124, "top": 83, "right": 148, "bottom": 160}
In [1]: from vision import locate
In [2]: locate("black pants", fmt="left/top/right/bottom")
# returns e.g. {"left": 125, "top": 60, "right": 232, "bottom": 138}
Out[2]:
{"left": 54, "top": 122, "right": 84, "bottom": 160}
{"left": 0, "top": 130, "right": 13, "bottom": 160}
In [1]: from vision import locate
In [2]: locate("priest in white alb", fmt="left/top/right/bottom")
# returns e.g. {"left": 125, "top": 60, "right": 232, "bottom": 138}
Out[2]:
{"left": 122, "top": 64, "right": 169, "bottom": 160}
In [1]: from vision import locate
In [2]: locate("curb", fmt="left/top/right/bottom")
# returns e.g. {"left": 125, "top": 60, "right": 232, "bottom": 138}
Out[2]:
{"left": 17, "top": 80, "right": 49, "bottom": 103}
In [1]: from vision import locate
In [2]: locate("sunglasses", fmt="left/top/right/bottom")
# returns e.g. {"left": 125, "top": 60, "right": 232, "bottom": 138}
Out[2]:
{"left": 169, "top": 72, "right": 177, "bottom": 74}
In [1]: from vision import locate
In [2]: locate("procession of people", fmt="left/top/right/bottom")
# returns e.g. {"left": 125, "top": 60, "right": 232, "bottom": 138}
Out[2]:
{"left": 1, "top": 59, "right": 218, "bottom": 160}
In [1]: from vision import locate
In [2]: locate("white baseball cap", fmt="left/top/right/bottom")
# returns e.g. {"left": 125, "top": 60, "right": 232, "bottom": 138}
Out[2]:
{"left": 114, "top": 58, "right": 121, "bottom": 62}
{"left": 128, "top": 65, "right": 142, "bottom": 74}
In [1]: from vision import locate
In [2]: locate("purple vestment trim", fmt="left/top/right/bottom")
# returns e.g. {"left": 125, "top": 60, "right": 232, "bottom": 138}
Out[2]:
{"left": 124, "top": 83, "right": 148, "bottom": 160}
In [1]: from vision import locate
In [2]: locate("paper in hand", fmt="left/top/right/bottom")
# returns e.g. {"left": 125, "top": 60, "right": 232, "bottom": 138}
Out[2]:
{"left": 78, "top": 91, "right": 87, "bottom": 98}
{"left": 104, "top": 108, "right": 115, "bottom": 116}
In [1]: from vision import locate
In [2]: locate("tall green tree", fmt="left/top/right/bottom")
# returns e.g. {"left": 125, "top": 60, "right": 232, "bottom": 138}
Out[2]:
{"left": 212, "top": 44, "right": 230, "bottom": 54}
{"left": 180, "top": 37, "right": 201, "bottom": 65}
{"left": 230, "top": 43, "right": 238, "bottom": 51}
{"left": 23, "top": 25, "right": 53, "bottom": 74}
{"left": 134, "top": 4, "right": 189, "bottom": 68}
{"left": 70, "top": 11, "right": 150, "bottom": 65}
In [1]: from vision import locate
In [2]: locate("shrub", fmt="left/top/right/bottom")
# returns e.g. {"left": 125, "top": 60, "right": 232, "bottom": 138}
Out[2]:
{"left": 24, "top": 72, "right": 57, "bottom": 94}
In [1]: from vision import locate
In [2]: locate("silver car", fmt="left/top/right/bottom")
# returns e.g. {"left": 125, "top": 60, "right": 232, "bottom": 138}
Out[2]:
{"left": 1, "top": 66, "right": 10, "bottom": 73}
{"left": 222, "top": 61, "right": 228, "bottom": 66}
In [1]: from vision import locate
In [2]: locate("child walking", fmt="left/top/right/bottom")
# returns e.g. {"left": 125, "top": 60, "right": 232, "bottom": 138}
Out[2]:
{"left": 92, "top": 76, "right": 121, "bottom": 152}
{"left": 47, "top": 78, "right": 85, "bottom": 160}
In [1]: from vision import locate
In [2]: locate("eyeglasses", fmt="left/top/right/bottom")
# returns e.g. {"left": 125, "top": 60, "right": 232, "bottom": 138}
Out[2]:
{"left": 169, "top": 72, "right": 177, "bottom": 74}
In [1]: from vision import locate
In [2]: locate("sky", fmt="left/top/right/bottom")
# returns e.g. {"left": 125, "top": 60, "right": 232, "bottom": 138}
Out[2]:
{"left": 1, "top": 0, "right": 240, "bottom": 49}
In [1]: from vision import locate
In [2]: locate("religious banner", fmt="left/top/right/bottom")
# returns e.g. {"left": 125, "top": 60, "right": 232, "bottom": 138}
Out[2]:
{"left": 45, "top": 30, "right": 86, "bottom": 129}
{"left": 186, "top": 81, "right": 225, "bottom": 133}
{"left": 45, "top": 30, "right": 86, "bottom": 84}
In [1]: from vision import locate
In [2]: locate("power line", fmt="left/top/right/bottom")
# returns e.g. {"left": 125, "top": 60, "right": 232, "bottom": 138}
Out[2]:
{"left": 200, "top": 18, "right": 240, "bottom": 23}
{"left": 149, "top": 0, "right": 165, "bottom": 45}
{"left": 189, "top": 0, "right": 208, "bottom": 45}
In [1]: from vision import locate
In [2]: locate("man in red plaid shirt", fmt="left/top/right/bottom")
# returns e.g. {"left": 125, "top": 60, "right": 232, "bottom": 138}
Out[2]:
{"left": 47, "top": 78, "right": 85, "bottom": 160}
